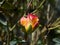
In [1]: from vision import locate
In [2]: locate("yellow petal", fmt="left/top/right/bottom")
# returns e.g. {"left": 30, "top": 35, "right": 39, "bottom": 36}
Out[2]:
{"left": 32, "top": 17, "right": 39, "bottom": 28}
{"left": 20, "top": 17, "right": 27, "bottom": 26}
{"left": 20, "top": 17, "right": 31, "bottom": 32}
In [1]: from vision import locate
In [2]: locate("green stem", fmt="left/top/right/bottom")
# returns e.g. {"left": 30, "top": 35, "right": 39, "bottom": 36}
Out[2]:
{"left": 32, "top": 0, "right": 46, "bottom": 13}
{"left": 6, "top": 20, "right": 10, "bottom": 45}
{"left": 49, "top": 25, "right": 60, "bottom": 30}
{"left": 24, "top": 33, "right": 30, "bottom": 45}
{"left": 6, "top": 30, "right": 10, "bottom": 45}
{"left": 24, "top": 33, "right": 28, "bottom": 42}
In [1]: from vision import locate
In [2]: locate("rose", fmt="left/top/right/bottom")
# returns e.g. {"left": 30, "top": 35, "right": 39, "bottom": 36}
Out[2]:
{"left": 20, "top": 13, "right": 39, "bottom": 33}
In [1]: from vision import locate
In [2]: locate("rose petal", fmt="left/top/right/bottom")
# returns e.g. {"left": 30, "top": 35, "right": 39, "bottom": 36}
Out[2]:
{"left": 20, "top": 13, "right": 39, "bottom": 32}
{"left": 20, "top": 16, "right": 31, "bottom": 31}
{"left": 20, "top": 16, "right": 27, "bottom": 26}
{"left": 27, "top": 13, "right": 39, "bottom": 28}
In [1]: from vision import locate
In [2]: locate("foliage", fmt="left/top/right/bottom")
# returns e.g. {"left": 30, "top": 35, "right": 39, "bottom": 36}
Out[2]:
{"left": 0, "top": 0, "right": 60, "bottom": 45}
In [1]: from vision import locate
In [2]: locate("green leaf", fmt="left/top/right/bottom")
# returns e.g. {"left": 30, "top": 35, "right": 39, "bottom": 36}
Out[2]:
{"left": 53, "top": 38, "right": 60, "bottom": 43}
{"left": 0, "top": 14, "right": 7, "bottom": 26}
{"left": 0, "top": 20, "right": 7, "bottom": 25}
{"left": 48, "top": 0, "right": 55, "bottom": 6}
{"left": 10, "top": 40, "right": 17, "bottom": 45}
{"left": 1, "top": 2, "right": 14, "bottom": 10}
{"left": 54, "top": 28, "right": 60, "bottom": 34}
{"left": 0, "top": 0, "right": 2, "bottom": 2}
{"left": 8, "top": 0, "right": 14, "bottom": 4}
{"left": 56, "top": 30, "right": 60, "bottom": 34}
{"left": 27, "top": 25, "right": 32, "bottom": 34}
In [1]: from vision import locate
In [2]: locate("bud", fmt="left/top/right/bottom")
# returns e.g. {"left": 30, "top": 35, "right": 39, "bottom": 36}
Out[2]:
{"left": 20, "top": 13, "right": 39, "bottom": 33}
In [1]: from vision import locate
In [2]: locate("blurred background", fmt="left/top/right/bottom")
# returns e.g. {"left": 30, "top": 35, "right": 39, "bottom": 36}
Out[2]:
{"left": 0, "top": 0, "right": 60, "bottom": 45}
